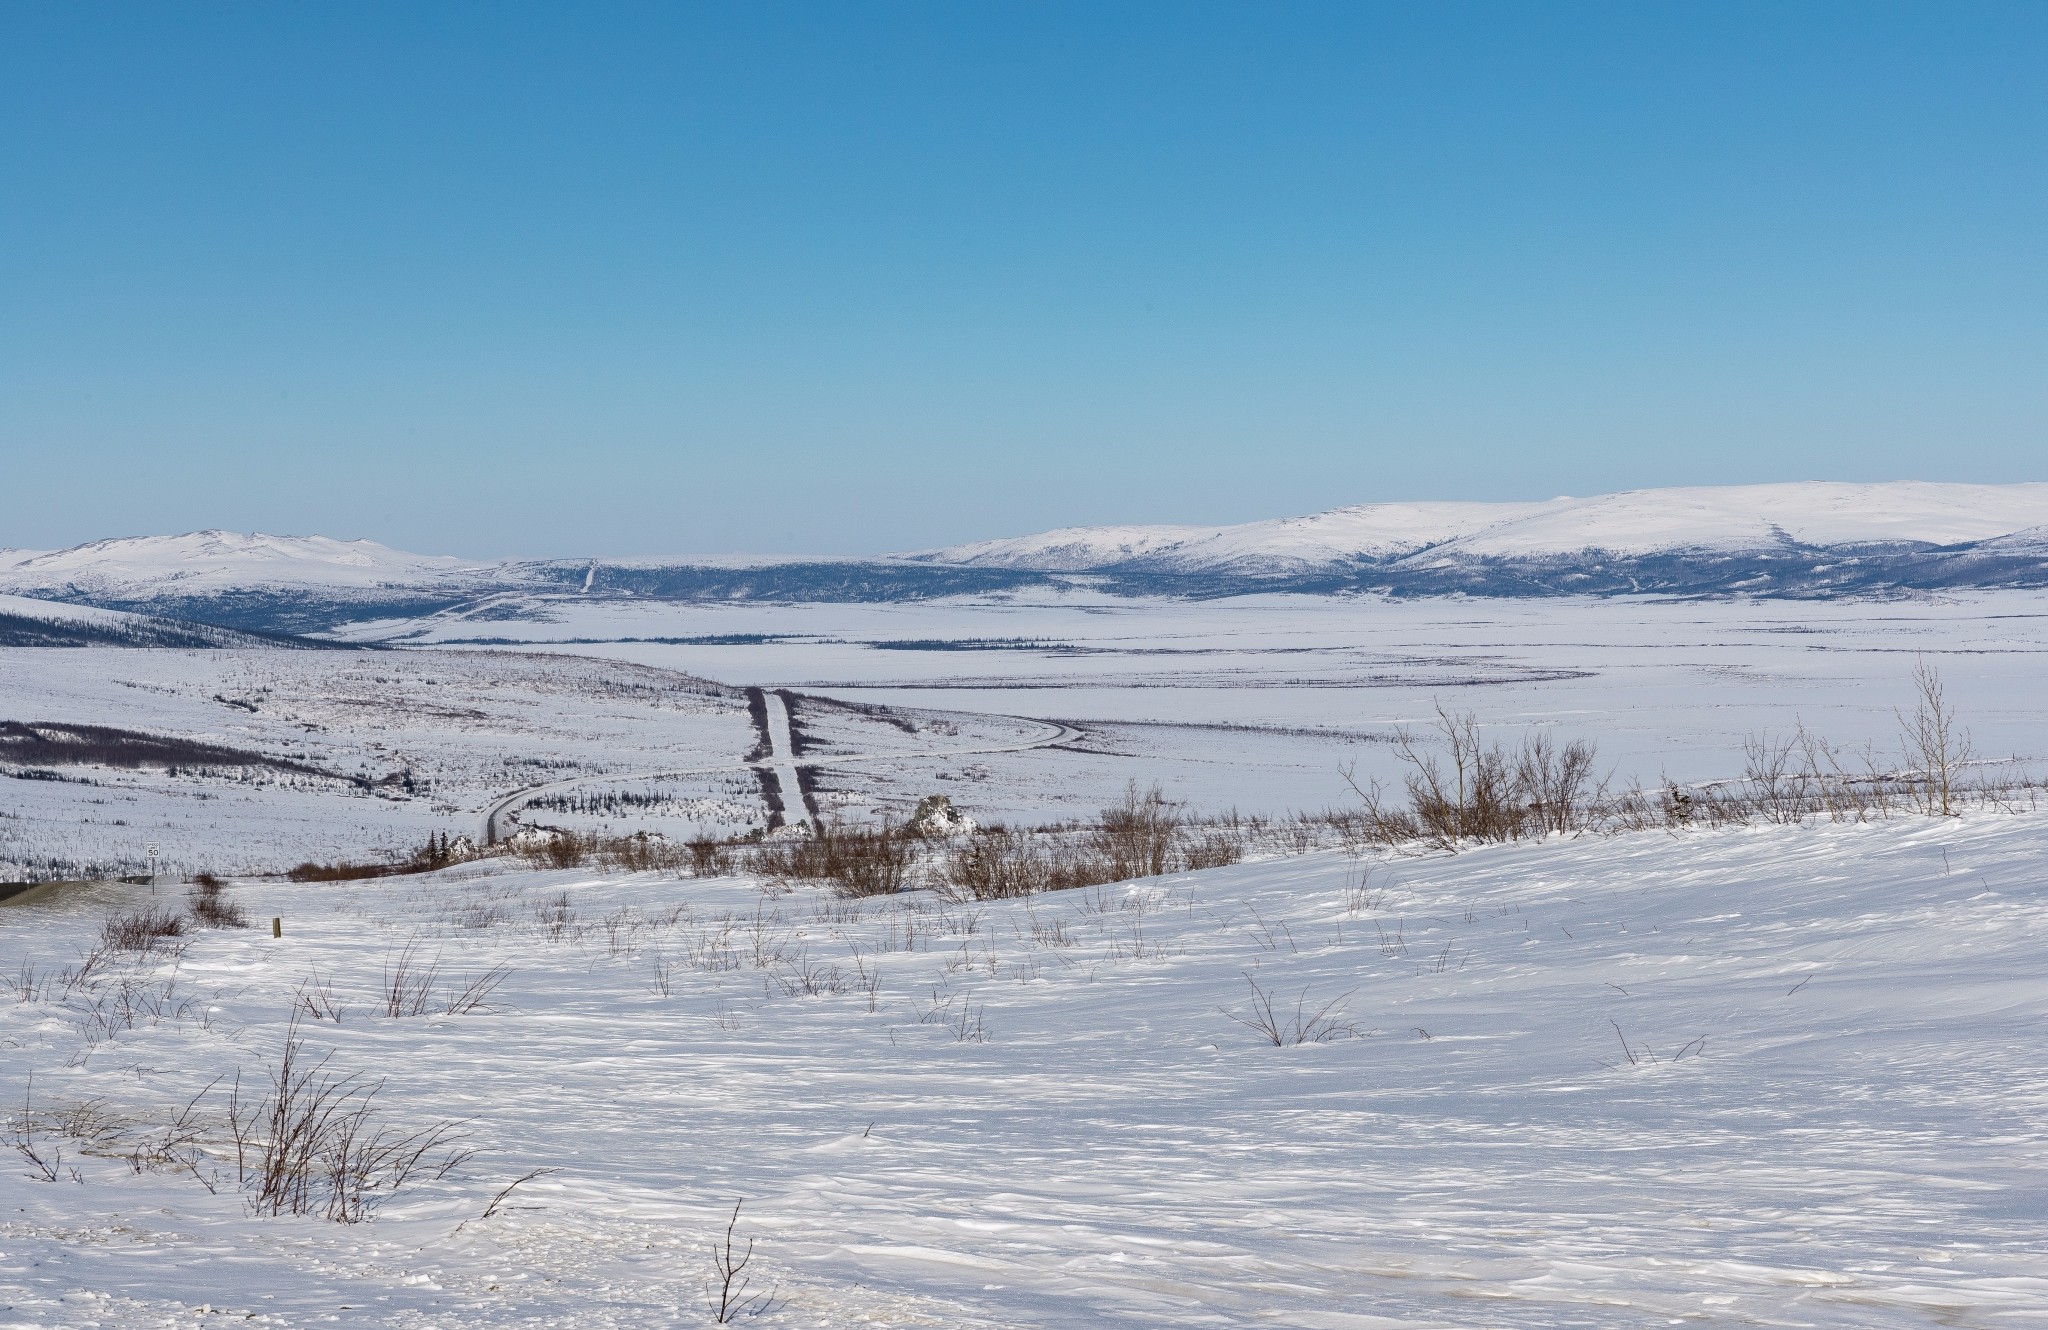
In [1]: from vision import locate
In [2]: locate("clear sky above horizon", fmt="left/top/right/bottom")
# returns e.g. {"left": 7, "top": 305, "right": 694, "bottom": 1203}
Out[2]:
{"left": 3, "top": 2, "right": 2044, "bottom": 559}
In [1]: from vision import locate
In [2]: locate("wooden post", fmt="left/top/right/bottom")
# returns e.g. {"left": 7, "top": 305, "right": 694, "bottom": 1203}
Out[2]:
{"left": 271, "top": 917, "right": 282, "bottom": 939}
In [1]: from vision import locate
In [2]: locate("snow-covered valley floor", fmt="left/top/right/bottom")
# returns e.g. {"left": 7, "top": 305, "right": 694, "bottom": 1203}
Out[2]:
{"left": 5, "top": 811, "right": 2045, "bottom": 1327}
{"left": 12, "top": 591, "right": 2048, "bottom": 881}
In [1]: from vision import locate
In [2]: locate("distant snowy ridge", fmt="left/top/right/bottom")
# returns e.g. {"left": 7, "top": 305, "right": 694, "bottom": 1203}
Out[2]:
{"left": 0, "top": 530, "right": 490, "bottom": 597}
{"left": 908, "top": 482, "right": 2048, "bottom": 574}
{"left": 0, "top": 592, "right": 330, "bottom": 649}
{"left": 6, "top": 481, "right": 2048, "bottom": 634}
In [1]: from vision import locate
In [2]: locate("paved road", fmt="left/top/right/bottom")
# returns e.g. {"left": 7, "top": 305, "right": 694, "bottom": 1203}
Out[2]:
{"left": 481, "top": 699, "right": 1077, "bottom": 844}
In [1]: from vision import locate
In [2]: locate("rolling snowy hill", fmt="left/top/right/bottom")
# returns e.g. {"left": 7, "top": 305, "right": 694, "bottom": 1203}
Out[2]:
{"left": 0, "top": 530, "right": 490, "bottom": 598}
{"left": 0, "top": 593, "right": 334, "bottom": 649}
{"left": 0, "top": 532, "right": 504, "bottom": 633}
{"left": 910, "top": 482, "right": 2048, "bottom": 573}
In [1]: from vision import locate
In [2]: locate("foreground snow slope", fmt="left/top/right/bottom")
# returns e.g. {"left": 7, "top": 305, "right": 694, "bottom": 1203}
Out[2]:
{"left": 4, "top": 811, "right": 2045, "bottom": 1327}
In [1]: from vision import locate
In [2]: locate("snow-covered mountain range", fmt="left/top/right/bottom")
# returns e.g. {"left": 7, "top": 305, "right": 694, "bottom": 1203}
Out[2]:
{"left": 0, "top": 530, "right": 489, "bottom": 597}
{"left": 5, "top": 482, "right": 2048, "bottom": 634}
{"left": 910, "top": 482, "right": 2048, "bottom": 574}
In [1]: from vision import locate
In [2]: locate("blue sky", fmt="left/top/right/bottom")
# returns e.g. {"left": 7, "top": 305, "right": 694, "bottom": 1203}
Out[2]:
{"left": 3, "top": 2, "right": 2043, "bottom": 557}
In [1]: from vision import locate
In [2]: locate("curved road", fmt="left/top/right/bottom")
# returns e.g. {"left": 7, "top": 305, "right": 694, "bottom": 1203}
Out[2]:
{"left": 482, "top": 697, "right": 1077, "bottom": 844}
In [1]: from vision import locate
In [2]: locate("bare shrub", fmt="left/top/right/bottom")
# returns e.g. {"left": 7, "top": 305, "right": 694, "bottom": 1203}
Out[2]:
{"left": 522, "top": 832, "right": 590, "bottom": 871}
{"left": 771, "top": 962, "right": 849, "bottom": 996}
{"left": 535, "top": 892, "right": 577, "bottom": 941}
{"left": 381, "top": 943, "right": 508, "bottom": 1016}
{"left": 186, "top": 877, "right": 248, "bottom": 929}
{"left": 708, "top": 1199, "right": 779, "bottom": 1322}
{"left": 942, "top": 788, "right": 1217, "bottom": 903}
{"left": 688, "top": 837, "right": 734, "bottom": 877}
{"left": 296, "top": 973, "right": 348, "bottom": 1022}
{"left": 285, "top": 833, "right": 471, "bottom": 883}
{"left": 1224, "top": 974, "right": 1360, "bottom": 1045}
{"left": 599, "top": 831, "right": 684, "bottom": 874}
{"left": 1900, "top": 657, "right": 1973, "bottom": 817}
{"left": 941, "top": 823, "right": 1137, "bottom": 900}
{"left": 101, "top": 906, "right": 187, "bottom": 954}
{"left": 229, "top": 1015, "right": 471, "bottom": 1222}
{"left": 1176, "top": 828, "right": 1244, "bottom": 871}
{"left": 382, "top": 943, "right": 439, "bottom": 1018}
{"left": 752, "top": 822, "right": 914, "bottom": 898}
{"left": 478, "top": 1166, "right": 558, "bottom": 1220}
{"left": 1023, "top": 907, "right": 1073, "bottom": 948}
{"left": 1345, "top": 707, "right": 1611, "bottom": 850}
{"left": 681, "top": 916, "right": 743, "bottom": 971}
{"left": 1342, "top": 860, "right": 1384, "bottom": 916}
{"left": 820, "top": 824, "right": 915, "bottom": 898}
{"left": 944, "top": 828, "right": 1054, "bottom": 900}
{"left": 1336, "top": 664, "right": 2019, "bottom": 852}
{"left": 442, "top": 964, "right": 511, "bottom": 1015}
{"left": 8, "top": 1078, "right": 74, "bottom": 1184}
{"left": 3, "top": 960, "right": 53, "bottom": 1004}
{"left": 1515, "top": 732, "right": 1598, "bottom": 835}
{"left": 1094, "top": 782, "right": 1180, "bottom": 879}
{"left": 72, "top": 975, "right": 211, "bottom": 1045}
{"left": 286, "top": 859, "right": 395, "bottom": 883}
{"left": 1740, "top": 731, "right": 1812, "bottom": 824}
{"left": 1407, "top": 708, "right": 1524, "bottom": 844}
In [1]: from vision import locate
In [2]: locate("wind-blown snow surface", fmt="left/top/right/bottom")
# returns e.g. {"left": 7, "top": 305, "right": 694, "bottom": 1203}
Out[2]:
{"left": 913, "top": 482, "right": 2048, "bottom": 572}
{"left": 4, "top": 814, "right": 2047, "bottom": 1326}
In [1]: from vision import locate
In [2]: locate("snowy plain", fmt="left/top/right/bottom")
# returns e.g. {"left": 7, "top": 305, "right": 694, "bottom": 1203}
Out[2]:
{"left": 3, "top": 585, "right": 2048, "bottom": 1327}
{"left": 341, "top": 588, "right": 2048, "bottom": 820}
{"left": 10, "top": 589, "right": 2048, "bottom": 876}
